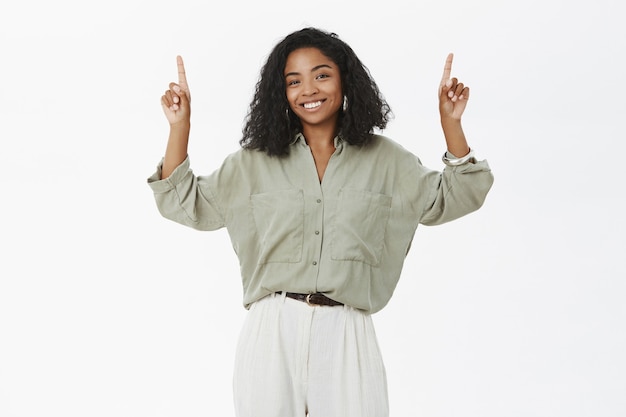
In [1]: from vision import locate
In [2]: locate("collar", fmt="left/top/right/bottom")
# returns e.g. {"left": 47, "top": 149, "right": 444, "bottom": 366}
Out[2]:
{"left": 292, "top": 133, "right": 344, "bottom": 150}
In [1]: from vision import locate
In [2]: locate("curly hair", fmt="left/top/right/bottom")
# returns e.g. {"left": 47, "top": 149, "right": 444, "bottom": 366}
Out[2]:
{"left": 240, "top": 27, "right": 392, "bottom": 156}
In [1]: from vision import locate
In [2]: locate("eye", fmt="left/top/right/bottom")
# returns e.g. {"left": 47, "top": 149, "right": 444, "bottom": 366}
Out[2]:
{"left": 315, "top": 73, "right": 329, "bottom": 80}
{"left": 287, "top": 79, "right": 300, "bottom": 86}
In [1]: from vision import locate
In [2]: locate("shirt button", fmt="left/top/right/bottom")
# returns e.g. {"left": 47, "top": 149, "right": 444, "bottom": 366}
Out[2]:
{"left": 316, "top": 199, "right": 322, "bottom": 203}
{"left": 315, "top": 231, "right": 320, "bottom": 235}
{"left": 312, "top": 261, "right": 317, "bottom": 266}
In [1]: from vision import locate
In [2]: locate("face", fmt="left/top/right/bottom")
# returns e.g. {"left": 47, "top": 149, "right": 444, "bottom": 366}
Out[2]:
{"left": 284, "top": 47, "right": 343, "bottom": 133}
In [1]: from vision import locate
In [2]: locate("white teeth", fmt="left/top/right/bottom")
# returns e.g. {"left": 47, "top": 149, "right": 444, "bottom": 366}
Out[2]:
{"left": 303, "top": 101, "right": 322, "bottom": 109}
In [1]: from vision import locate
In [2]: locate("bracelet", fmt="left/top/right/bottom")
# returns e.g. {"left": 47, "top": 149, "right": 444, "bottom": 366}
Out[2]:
{"left": 442, "top": 148, "right": 476, "bottom": 166}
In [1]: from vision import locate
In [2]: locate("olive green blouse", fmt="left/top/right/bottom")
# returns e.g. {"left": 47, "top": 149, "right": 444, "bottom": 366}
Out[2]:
{"left": 147, "top": 134, "right": 494, "bottom": 313}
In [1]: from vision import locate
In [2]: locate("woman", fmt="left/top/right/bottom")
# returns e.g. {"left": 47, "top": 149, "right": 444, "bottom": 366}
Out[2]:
{"left": 148, "top": 27, "right": 493, "bottom": 417}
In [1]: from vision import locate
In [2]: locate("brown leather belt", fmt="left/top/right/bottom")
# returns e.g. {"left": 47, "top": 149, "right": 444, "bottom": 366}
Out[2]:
{"left": 280, "top": 292, "right": 343, "bottom": 307}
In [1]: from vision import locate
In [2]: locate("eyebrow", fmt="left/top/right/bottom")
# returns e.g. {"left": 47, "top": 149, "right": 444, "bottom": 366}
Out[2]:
{"left": 285, "top": 64, "right": 334, "bottom": 78}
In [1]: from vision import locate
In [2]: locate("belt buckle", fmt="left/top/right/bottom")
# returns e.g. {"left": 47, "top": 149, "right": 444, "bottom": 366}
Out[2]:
{"left": 305, "top": 293, "right": 317, "bottom": 306}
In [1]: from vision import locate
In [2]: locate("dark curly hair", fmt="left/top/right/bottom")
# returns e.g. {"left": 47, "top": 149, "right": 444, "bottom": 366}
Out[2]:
{"left": 240, "top": 27, "right": 392, "bottom": 156}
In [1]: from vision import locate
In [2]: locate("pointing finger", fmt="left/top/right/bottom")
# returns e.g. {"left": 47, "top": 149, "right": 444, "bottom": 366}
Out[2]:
{"left": 440, "top": 53, "right": 454, "bottom": 89}
{"left": 177, "top": 55, "right": 189, "bottom": 93}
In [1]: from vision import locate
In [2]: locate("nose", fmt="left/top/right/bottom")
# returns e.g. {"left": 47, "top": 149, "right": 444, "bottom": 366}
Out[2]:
{"left": 302, "top": 79, "right": 318, "bottom": 96}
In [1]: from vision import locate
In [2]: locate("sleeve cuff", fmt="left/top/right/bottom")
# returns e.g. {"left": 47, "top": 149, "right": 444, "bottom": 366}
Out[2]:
{"left": 146, "top": 156, "right": 191, "bottom": 193}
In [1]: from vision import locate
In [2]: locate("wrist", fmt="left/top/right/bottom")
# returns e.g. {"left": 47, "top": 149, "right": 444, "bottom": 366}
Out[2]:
{"left": 442, "top": 148, "right": 476, "bottom": 166}
{"left": 440, "top": 116, "right": 462, "bottom": 128}
{"left": 170, "top": 120, "right": 190, "bottom": 132}
{"left": 440, "top": 118, "right": 468, "bottom": 157}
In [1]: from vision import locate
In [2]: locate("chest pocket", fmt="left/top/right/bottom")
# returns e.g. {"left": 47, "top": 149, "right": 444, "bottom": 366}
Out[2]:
{"left": 331, "top": 188, "right": 392, "bottom": 266}
{"left": 251, "top": 189, "right": 304, "bottom": 264}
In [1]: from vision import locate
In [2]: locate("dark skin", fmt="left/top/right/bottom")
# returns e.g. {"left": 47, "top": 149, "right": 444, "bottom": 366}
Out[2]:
{"left": 159, "top": 52, "right": 471, "bottom": 181}
{"left": 284, "top": 47, "right": 343, "bottom": 181}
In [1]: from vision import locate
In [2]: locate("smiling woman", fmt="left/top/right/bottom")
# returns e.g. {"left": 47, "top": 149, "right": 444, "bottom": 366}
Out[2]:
{"left": 284, "top": 48, "right": 343, "bottom": 131}
{"left": 284, "top": 47, "right": 344, "bottom": 180}
{"left": 147, "top": 27, "right": 493, "bottom": 417}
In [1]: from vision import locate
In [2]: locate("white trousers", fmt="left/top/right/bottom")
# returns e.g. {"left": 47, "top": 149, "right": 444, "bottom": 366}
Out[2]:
{"left": 233, "top": 292, "right": 389, "bottom": 417}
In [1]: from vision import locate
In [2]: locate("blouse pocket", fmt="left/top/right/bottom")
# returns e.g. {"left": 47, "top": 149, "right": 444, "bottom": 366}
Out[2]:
{"left": 331, "top": 188, "right": 392, "bottom": 266}
{"left": 251, "top": 189, "right": 304, "bottom": 264}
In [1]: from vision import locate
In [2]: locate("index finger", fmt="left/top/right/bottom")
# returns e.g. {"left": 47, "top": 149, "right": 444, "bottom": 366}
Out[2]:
{"left": 176, "top": 55, "right": 188, "bottom": 90}
{"left": 440, "top": 53, "right": 454, "bottom": 86}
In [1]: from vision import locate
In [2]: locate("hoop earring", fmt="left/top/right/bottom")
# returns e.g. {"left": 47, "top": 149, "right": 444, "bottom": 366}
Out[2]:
{"left": 342, "top": 96, "right": 348, "bottom": 112}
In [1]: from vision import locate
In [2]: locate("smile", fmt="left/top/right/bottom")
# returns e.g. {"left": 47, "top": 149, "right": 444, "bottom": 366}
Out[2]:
{"left": 303, "top": 101, "right": 323, "bottom": 109}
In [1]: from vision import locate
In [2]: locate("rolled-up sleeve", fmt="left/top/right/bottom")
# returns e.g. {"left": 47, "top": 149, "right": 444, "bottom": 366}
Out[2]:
{"left": 419, "top": 159, "right": 494, "bottom": 226}
{"left": 147, "top": 156, "right": 225, "bottom": 231}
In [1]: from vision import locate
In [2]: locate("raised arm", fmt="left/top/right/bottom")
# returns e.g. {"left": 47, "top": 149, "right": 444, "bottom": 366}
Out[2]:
{"left": 438, "top": 53, "right": 471, "bottom": 158}
{"left": 161, "top": 55, "right": 191, "bottom": 179}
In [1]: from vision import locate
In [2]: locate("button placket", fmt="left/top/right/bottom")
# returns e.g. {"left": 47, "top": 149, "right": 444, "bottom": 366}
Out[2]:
{"left": 311, "top": 196, "right": 323, "bottom": 268}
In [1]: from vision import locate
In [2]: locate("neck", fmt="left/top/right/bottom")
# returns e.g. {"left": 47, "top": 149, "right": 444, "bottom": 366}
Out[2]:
{"left": 301, "top": 125, "right": 337, "bottom": 150}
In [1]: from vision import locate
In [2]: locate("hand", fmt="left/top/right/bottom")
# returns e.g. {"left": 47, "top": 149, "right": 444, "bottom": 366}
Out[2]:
{"left": 161, "top": 55, "right": 191, "bottom": 126}
{"left": 438, "top": 53, "right": 469, "bottom": 121}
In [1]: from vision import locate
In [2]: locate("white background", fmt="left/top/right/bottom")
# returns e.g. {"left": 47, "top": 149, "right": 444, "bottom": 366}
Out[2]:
{"left": 1, "top": 0, "right": 624, "bottom": 416}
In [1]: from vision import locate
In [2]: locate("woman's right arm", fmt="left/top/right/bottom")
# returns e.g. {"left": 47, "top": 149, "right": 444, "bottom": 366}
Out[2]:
{"left": 160, "top": 55, "right": 191, "bottom": 179}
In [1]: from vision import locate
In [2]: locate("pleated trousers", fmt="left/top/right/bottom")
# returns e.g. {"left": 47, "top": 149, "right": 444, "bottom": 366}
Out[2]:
{"left": 233, "top": 292, "right": 389, "bottom": 417}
